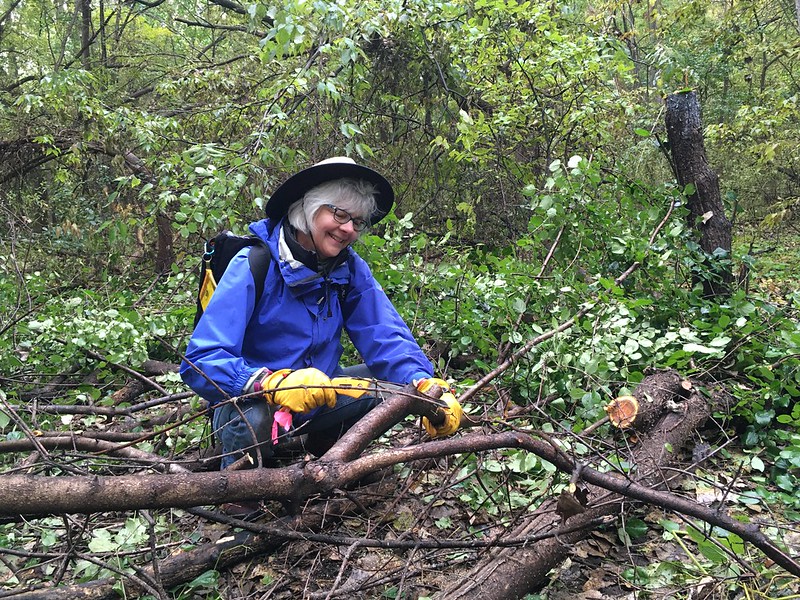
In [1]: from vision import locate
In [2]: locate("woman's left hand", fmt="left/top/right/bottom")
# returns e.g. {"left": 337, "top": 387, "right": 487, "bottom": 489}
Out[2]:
{"left": 416, "top": 377, "right": 463, "bottom": 438}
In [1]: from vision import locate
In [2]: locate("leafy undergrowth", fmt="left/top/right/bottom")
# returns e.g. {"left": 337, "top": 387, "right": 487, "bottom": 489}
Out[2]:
{"left": 736, "top": 222, "right": 800, "bottom": 304}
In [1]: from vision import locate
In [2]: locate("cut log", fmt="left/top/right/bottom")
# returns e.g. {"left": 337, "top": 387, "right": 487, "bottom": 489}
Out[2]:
{"left": 604, "top": 394, "right": 639, "bottom": 428}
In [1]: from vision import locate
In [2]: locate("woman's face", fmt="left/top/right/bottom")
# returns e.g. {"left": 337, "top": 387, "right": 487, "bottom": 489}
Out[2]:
{"left": 309, "top": 204, "right": 362, "bottom": 258}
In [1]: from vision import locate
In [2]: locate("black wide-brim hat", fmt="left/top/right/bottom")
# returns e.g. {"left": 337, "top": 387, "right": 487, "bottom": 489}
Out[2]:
{"left": 265, "top": 157, "right": 395, "bottom": 225}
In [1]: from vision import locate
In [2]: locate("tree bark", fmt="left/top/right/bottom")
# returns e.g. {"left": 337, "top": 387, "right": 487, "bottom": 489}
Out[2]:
{"left": 665, "top": 90, "right": 732, "bottom": 297}
{"left": 79, "top": 0, "right": 92, "bottom": 69}
{"left": 155, "top": 211, "right": 175, "bottom": 273}
{"left": 122, "top": 151, "right": 176, "bottom": 274}
{"left": 796, "top": 0, "right": 800, "bottom": 32}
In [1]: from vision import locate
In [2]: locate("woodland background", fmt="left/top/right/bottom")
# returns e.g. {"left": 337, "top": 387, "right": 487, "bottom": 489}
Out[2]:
{"left": 1, "top": 0, "right": 799, "bottom": 598}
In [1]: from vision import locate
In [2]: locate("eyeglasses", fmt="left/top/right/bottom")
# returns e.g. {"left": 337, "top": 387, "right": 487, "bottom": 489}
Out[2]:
{"left": 324, "top": 204, "right": 369, "bottom": 232}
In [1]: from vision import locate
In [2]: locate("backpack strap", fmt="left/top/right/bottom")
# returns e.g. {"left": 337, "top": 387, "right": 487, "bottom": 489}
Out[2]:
{"left": 248, "top": 241, "right": 271, "bottom": 308}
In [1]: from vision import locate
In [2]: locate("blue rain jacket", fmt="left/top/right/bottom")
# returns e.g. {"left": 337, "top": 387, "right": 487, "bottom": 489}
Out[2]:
{"left": 180, "top": 218, "right": 433, "bottom": 406}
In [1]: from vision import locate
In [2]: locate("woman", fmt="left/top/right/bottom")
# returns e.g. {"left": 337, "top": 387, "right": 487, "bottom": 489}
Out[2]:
{"left": 180, "top": 157, "right": 462, "bottom": 474}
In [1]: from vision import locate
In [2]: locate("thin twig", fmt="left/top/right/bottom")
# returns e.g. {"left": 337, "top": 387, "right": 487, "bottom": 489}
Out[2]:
{"left": 538, "top": 225, "right": 565, "bottom": 277}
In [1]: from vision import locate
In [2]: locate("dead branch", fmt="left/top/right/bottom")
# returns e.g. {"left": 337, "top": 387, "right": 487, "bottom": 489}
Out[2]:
{"left": 64, "top": 342, "right": 173, "bottom": 396}
{"left": 0, "top": 435, "right": 192, "bottom": 475}
{"left": 1, "top": 373, "right": 797, "bottom": 584}
{"left": 30, "top": 391, "right": 194, "bottom": 418}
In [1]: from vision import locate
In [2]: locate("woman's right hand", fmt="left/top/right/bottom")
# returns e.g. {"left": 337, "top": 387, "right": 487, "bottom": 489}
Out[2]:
{"left": 258, "top": 368, "right": 337, "bottom": 413}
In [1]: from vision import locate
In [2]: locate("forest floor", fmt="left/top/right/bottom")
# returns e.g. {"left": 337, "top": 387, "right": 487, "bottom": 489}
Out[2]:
{"left": 195, "top": 437, "right": 800, "bottom": 600}
{"left": 2, "top": 225, "right": 799, "bottom": 599}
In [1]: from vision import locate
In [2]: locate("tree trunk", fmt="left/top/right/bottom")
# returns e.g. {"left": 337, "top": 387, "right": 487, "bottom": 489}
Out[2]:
{"left": 796, "top": 0, "right": 800, "bottom": 32}
{"left": 665, "top": 90, "right": 732, "bottom": 297}
{"left": 122, "top": 150, "right": 176, "bottom": 274}
{"left": 79, "top": 0, "right": 91, "bottom": 69}
{"left": 98, "top": 0, "right": 107, "bottom": 66}
{"left": 155, "top": 212, "right": 174, "bottom": 273}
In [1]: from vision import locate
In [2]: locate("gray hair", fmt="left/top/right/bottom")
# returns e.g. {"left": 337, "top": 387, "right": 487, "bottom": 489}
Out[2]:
{"left": 287, "top": 178, "right": 378, "bottom": 235}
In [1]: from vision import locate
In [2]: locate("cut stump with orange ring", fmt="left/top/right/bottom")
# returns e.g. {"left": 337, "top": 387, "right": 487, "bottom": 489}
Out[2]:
{"left": 604, "top": 395, "right": 640, "bottom": 429}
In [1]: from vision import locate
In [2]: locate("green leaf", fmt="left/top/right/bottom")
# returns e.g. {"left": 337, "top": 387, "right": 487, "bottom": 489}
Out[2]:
{"left": 88, "top": 529, "right": 117, "bottom": 553}
{"left": 708, "top": 336, "right": 731, "bottom": 347}
{"left": 753, "top": 410, "right": 774, "bottom": 426}
{"left": 624, "top": 518, "right": 649, "bottom": 540}
{"left": 511, "top": 298, "right": 526, "bottom": 314}
{"left": 0, "top": 396, "right": 9, "bottom": 429}
{"left": 696, "top": 538, "right": 726, "bottom": 563}
{"left": 660, "top": 519, "right": 681, "bottom": 537}
{"left": 682, "top": 343, "right": 722, "bottom": 354}
{"left": 187, "top": 570, "right": 219, "bottom": 588}
{"left": 775, "top": 474, "right": 794, "bottom": 491}
{"left": 435, "top": 516, "right": 453, "bottom": 529}
{"left": 718, "top": 532, "right": 745, "bottom": 555}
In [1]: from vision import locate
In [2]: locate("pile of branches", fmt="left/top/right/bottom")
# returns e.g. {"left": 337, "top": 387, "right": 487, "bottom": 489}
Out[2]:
{"left": 2, "top": 360, "right": 798, "bottom": 599}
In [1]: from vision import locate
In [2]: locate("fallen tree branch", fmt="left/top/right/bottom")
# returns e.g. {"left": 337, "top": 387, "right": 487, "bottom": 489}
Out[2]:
{"left": 0, "top": 385, "right": 443, "bottom": 514}
{"left": 29, "top": 391, "right": 194, "bottom": 417}
{"left": 57, "top": 341, "right": 172, "bottom": 396}
{"left": 0, "top": 435, "right": 192, "bottom": 475}
{"left": 1, "top": 374, "right": 797, "bottom": 580}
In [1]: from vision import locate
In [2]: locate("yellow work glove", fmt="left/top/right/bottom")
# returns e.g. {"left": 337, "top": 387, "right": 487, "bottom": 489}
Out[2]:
{"left": 416, "top": 377, "right": 463, "bottom": 438}
{"left": 330, "top": 377, "right": 373, "bottom": 399}
{"left": 255, "top": 368, "right": 337, "bottom": 414}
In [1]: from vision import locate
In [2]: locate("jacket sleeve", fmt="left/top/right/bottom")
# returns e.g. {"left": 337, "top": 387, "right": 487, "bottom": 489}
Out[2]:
{"left": 180, "top": 250, "right": 261, "bottom": 404}
{"left": 341, "top": 255, "right": 433, "bottom": 384}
